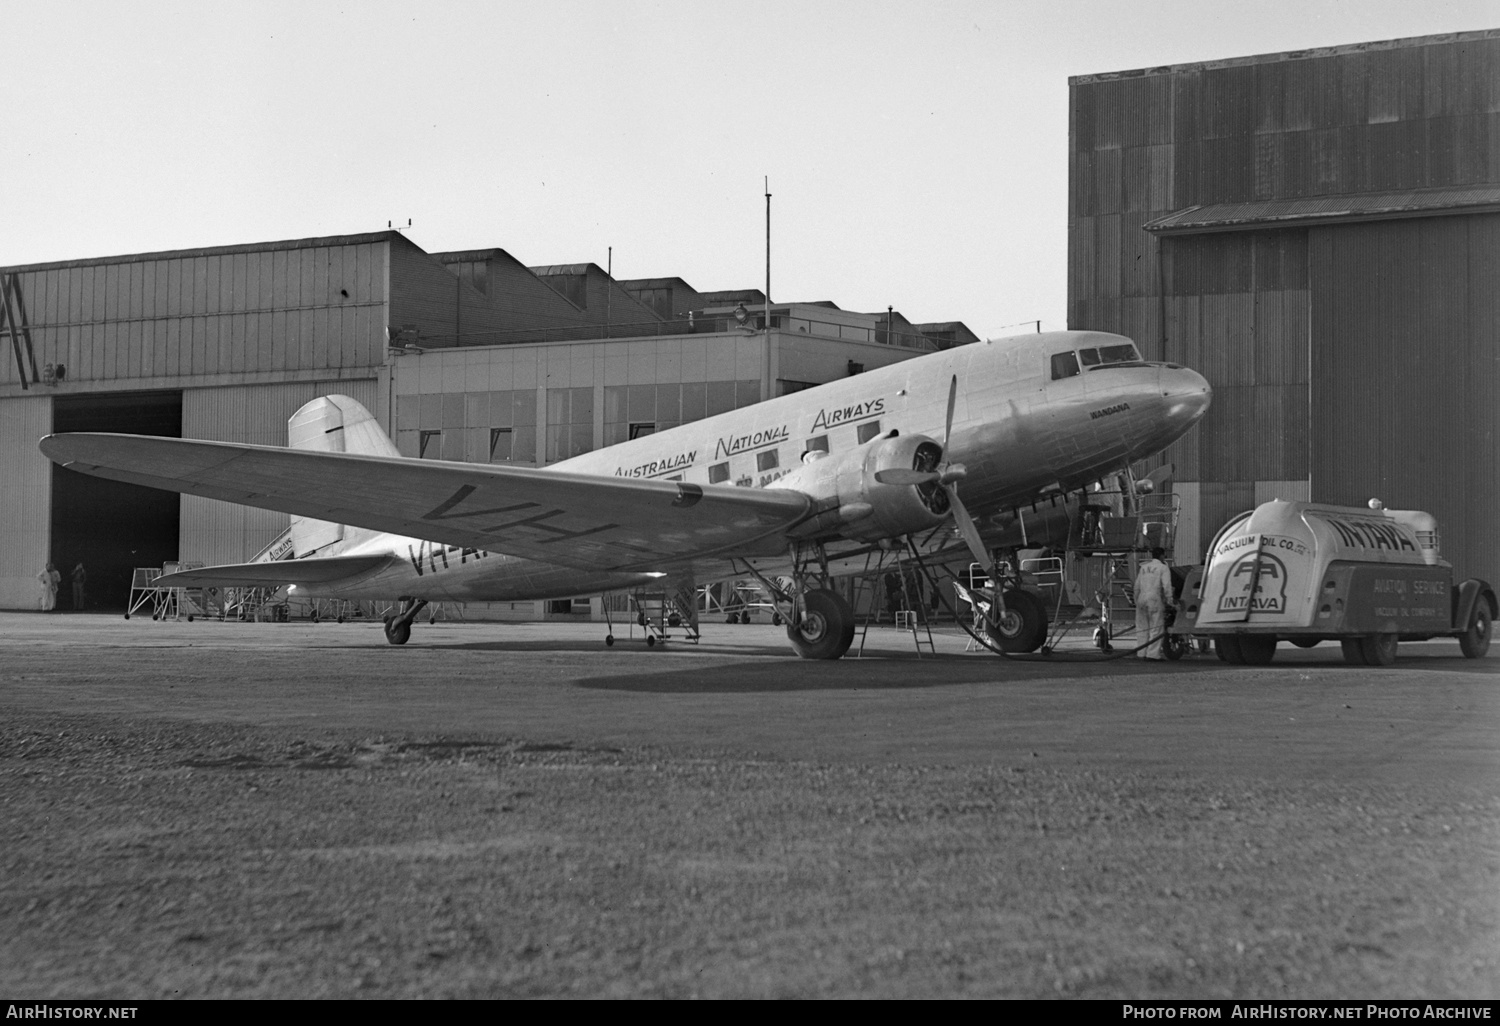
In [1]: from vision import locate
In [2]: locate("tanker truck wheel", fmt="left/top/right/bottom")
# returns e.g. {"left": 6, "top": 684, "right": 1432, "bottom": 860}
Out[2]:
{"left": 1459, "top": 599, "right": 1493, "bottom": 659}
{"left": 1340, "top": 638, "right": 1368, "bottom": 665}
{"left": 1213, "top": 636, "right": 1245, "bottom": 664}
{"left": 1360, "top": 632, "right": 1398, "bottom": 667}
{"left": 1237, "top": 635, "right": 1278, "bottom": 665}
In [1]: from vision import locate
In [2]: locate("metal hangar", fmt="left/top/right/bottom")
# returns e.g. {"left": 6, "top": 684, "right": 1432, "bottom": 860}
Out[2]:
{"left": 1069, "top": 27, "right": 1500, "bottom": 587}
{"left": 0, "top": 231, "right": 969, "bottom": 612}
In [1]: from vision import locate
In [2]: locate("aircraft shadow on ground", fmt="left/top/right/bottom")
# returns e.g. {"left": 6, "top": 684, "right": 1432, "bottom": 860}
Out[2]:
{"left": 573, "top": 659, "right": 990, "bottom": 694}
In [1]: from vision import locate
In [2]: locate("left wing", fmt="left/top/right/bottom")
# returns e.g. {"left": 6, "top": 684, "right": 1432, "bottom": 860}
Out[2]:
{"left": 156, "top": 554, "right": 395, "bottom": 588}
{"left": 40, "top": 433, "right": 813, "bottom": 572}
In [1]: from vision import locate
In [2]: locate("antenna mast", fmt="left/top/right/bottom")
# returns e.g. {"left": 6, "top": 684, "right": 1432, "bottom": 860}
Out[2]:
{"left": 764, "top": 177, "right": 772, "bottom": 335}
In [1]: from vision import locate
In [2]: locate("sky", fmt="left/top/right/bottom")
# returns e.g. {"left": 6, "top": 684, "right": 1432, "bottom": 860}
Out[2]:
{"left": 3, "top": 0, "right": 1497, "bottom": 337}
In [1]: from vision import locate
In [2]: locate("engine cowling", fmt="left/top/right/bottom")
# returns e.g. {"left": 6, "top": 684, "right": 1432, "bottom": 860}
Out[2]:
{"left": 772, "top": 431, "right": 952, "bottom": 542}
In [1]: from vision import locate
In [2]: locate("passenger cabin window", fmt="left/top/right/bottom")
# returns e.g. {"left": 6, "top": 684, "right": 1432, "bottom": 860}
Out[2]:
{"left": 756, "top": 450, "right": 779, "bottom": 472}
{"left": 1051, "top": 352, "right": 1080, "bottom": 380}
{"left": 805, "top": 435, "right": 829, "bottom": 454}
{"left": 708, "top": 462, "right": 730, "bottom": 484}
{"left": 856, "top": 421, "right": 882, "bottom": 444}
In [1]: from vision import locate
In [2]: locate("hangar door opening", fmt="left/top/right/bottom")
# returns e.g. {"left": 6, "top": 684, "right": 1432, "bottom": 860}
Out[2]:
{"left": 50, "top": 391, "right": 182, "bottom": 611}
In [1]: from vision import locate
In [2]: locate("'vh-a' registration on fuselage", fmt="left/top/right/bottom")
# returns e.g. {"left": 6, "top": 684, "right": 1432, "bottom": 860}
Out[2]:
{"left": 40, "top": 329, "right": 1210, "bottom": 658}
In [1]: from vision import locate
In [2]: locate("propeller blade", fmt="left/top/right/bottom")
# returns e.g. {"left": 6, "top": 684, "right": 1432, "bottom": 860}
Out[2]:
{"left": 944, "top": 374, "right": 957, "bottom": 450}
{"left": 948, "top": 487, "right": 991, "bottom": 571}
{"left": 874, "top": 468, "right": 939, "bottom": 486}
{"left": 938, "top": 463, "right": 967, "bottom": 485}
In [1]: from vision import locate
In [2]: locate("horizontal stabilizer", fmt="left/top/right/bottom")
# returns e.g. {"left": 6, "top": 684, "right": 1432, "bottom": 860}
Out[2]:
{"left": 156, "top": 553, "right": 393, "bottom": 588}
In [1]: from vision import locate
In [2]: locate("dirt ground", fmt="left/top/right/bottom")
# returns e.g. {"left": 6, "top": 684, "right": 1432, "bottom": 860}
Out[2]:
{"left": 1, "top": 612, "right": 1496, "bottom": 998}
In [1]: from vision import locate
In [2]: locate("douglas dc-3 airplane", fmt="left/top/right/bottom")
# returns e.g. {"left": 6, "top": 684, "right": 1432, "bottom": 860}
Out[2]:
{"left": 40, "top": 330, "right": 1210, "bottom": 659}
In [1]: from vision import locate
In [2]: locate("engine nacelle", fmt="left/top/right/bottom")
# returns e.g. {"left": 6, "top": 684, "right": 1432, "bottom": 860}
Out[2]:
{"left": 771, "top": 431, "right": 951, "bottom": 542}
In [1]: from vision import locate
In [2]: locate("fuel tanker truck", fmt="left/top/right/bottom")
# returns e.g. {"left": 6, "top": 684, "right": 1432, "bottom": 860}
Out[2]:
{"left": 1170, "top": 499, "right": 1494, "bottom": 666}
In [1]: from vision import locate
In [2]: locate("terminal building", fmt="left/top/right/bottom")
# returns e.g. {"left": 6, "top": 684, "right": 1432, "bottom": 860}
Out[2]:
{"left": 4, "top": 26, "right": 1495, "bottom": 611}
{"left": 0, "top": 230, "right": 969, "bottom": 611}
{"left": 1069, "top": 27, "right": 1500, "bottom": 589}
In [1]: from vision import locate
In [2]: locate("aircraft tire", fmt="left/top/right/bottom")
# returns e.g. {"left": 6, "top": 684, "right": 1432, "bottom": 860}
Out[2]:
{"left": 1237, "top": 635, "right": 1278, "bottom": 665}
{"left": 1360, "top": 632, "right": 1398, "bottom": 666}
{"left": 1214, "top": 635, "right": 1246, "bottom": 664}
{"left": 988, "top": 589, "right": 1047, "bottom": 653}
{"left": 1340, "top": 638, "right": 1368, "bottom": 665}
{"left": 786, "top": 589, "right": 855, "bottom": 660}
{"left": 383, "top": 616, "right": 411, "bottom": 646}
{"left": 1162, "top": 633, "right": 1187, "bottom": 660}
{"left": 1459, "top": 598, "right": 1493, "bottom": 659}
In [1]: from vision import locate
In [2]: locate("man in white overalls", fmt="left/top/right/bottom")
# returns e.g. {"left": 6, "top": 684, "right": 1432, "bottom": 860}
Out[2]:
{"left": 1134, "top": 547, "right": 1174, "bottom": 660}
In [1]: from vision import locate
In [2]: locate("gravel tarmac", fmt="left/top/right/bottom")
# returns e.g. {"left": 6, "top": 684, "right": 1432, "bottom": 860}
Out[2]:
{"left": 1, "top": 612, "right": 1496, "bottom": 999}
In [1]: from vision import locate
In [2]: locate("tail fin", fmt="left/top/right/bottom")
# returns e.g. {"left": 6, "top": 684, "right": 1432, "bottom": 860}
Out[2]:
{"left": 286, "top": 396, "right": 398, "bottom": 555}
{"left": 288, "top": 395, "right": 400, "bottom": 458}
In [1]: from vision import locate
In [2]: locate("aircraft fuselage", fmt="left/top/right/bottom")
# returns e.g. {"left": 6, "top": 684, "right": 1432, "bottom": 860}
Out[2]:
{"left": 288, "top": 330, "right": 1210, "bottom": 603}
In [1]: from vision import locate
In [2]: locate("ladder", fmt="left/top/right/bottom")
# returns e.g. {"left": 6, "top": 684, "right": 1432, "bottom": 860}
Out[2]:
{"left": 853, "top": 544, "right": 937, "bottom": 657}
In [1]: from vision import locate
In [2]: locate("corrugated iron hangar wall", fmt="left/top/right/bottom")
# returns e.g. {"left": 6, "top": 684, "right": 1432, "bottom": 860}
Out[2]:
{"left": 0, "top": 234, "right": 402, "bottom": 608}
{"left": 1069, "top": 30, "right": 1500, "bottom": 587}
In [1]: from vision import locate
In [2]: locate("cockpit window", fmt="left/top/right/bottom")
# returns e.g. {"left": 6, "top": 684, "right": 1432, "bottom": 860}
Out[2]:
{"left": 1078, "top": 343, "right": 1141, "bottom": 367}
{"left": 1050, "top": 352, "right": 1080, "bottom": 380}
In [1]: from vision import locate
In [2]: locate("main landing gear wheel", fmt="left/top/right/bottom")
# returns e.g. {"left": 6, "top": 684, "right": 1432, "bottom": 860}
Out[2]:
{"left": 1459, "top": 599, "right": 1493, "bottom": 659}
{"left": 987, "top": 589, "right": 1048, "bottom": 654}
{"left": 786, "top": 589, "right": 855, "bottom": 660}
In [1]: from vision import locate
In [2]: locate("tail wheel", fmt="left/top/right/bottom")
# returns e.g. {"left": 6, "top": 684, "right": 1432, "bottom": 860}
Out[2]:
{"left": 1459, "top": 598, "right": 1493, "bottom": 659}
{"left": 1214, "top": 636, "right": 1245, "bottom": 664}
{"left": 1237, "top": 635, "right": 1278, "bottom": 665}
{"left": 987, "top": 589, "right": 1047, "bottom": 653}
{"left": 383, "top": 616, "right": 411, "bottom": 646}
{"left": 786, "top": 589, "right": 855, "bottom": 660}
{"left": 1360, "top": 633, "right": 1398, "bottom": 667}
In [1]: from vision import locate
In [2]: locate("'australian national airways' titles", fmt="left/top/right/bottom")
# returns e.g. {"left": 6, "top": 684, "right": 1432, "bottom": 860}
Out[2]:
{"left": 616, "top": 450, "right": 697, "bottom": 478}
{"left": 714, "top": 425, "right": 789, "bottom": 460}
{"left": 812, "top": 397, "right": 884, "bottom": 432}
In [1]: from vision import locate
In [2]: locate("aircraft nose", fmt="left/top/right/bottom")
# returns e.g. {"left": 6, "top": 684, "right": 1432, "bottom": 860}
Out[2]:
{"left": 1160, "top": 365, "right": 1212, "bottom": 425}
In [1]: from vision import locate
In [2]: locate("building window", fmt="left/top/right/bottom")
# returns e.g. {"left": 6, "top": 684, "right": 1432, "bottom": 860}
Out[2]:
{"left": 419, "top": 430, "right": 442, "bottom": 458}
{"left": 629, "top": 423, "right": 656, "bottom": 439}
{"left": 709, "top": 462, "right": 730, "bottom": 484}
{"left": 777, "top": 379, "right": 819, "bottom": 396}
{"left": 856, "top": 421, "right": 882, "bottom": 444}
{"left": 1051, "top": 352, "right": 1080, "bottom": 379}
{"left": 805, "top": 435, "right": 828, "bottom": 454}
{"left": 756, "top": 449, "right": 779, "bottom": 472}
{"left": 546, "top": 386, "right": 595, "bottom": 463}
{"left": 489, "top": 427, "right": 513, "bottom": 462}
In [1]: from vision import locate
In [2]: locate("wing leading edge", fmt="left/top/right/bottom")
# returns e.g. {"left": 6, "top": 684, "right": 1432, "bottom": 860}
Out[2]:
{"left": 40, "top": 433, "right": 812, "bottom": 572}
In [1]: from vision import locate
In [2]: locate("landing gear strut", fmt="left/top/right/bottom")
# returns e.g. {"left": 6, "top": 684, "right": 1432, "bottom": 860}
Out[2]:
{"left": 383, "top": 597, "right": 427, "bottom": 646}
{"left": 739, "top": 544, "right": 858, "bottom": 660}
